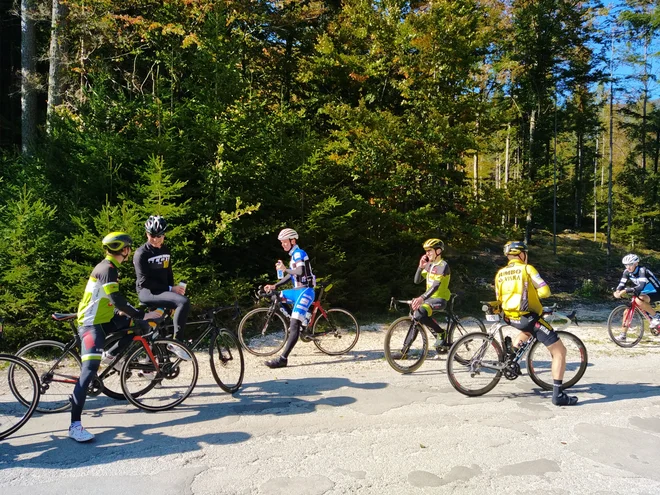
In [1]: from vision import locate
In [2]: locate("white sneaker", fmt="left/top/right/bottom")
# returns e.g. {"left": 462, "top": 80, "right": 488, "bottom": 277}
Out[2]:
{"left": 68, "top": 424, "right": 95, "bottom": 442}
{"left": 166, "top": 343, "right": 191, "bottom": 361}
{"left": 101, "top": 352, "right": 125, "bottom": 371}
{"left": 650, "top": 316, "right": 660, "bottom": 329}
{"left": 616, "top": 332, "right": 627, "bottom": 342}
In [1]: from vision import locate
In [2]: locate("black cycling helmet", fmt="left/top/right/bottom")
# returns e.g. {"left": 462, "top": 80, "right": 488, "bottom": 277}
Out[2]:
{"left": 102, "top": 232, "right": 133, "bottom": 252}
{"left": 503, "top": 240, "right": 528, "bottom": 256}
{"left": 145, "top": 215, "right": 168, "bottom": 236}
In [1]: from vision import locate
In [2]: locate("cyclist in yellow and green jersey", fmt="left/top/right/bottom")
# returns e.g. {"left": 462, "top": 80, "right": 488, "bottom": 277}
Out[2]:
{"left": 495, "top": 241, "right": 577, "bottom": 406}
{"left": 69, "top": 232, "right": 160, "bottom": 442}
{"left": 411, "top": 238, "right": 451, "bottom": 351}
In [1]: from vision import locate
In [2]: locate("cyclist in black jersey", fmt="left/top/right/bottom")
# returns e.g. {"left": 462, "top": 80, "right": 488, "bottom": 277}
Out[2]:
{"left": 69, "top": 232, "right": 160, "bottom": 442}
{"left": 134, "top": 216, "right": 190, "bottom": 343}
{"left": 613, "top": 254, "right": 660, "bottom": 338}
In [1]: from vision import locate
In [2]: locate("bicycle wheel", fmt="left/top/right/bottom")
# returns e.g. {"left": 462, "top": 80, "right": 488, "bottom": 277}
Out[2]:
{"left": 383, "top": 317, "right": 428, "bottom": 374}
{"left": 448, "top": 317, "right": 487, "bottom": 365}
{"left": 527, "top": 331, "right": 588, "bottom": 390}
{"left": 97, "top": 333, "right": 126, "bottom": 400}
{"left": 312, "top": 308, "right": 360, "bottom": 355}
{"left": 238, "top": 308, "right": 288, "bottom": 356}
{"left": 15, "top": 340, "right": 81, "bottom": 413}
{"left": 121, "top": 338, "right": 198, "bottom": 412}
{"left": 607, "top": 304, "right": 645, "bottom": 348}
{"left": 209, "top": 329, "right": 245, "bottom": 394}
{"left": 1, "top": 355, "right": 40, "bottom": 440}
{"left": 446, "top": 332, "right": 503, "bottom": 396}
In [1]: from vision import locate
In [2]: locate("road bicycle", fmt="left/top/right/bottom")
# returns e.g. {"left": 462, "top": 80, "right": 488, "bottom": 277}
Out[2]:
{"left": 150, "top": 303, "right": 244, "bottom": 393}
{"left": 607, "top": 294, "right": 660, "bottom": 348}
{"left": 383, "top": 294, "right": 486, "bottom": 374}
{"left": 446, "top": 302, "right": 588, "bottom": 397}
{"left": 13, "top": 313, "right": 198, "bottom": 413}
{"left": 1, "top": 318, "right": 40, "bottom": 440}
{"left": 238, "top": 282, "right": 360, "bottom": 357}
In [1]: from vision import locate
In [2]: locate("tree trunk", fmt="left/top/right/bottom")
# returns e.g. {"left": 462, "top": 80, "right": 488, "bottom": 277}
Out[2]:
{"left": 47, "top": 0, "right": 68, "bottom": 128}
{"left": 21, "top": 0, "right": 37, "bottom": 156}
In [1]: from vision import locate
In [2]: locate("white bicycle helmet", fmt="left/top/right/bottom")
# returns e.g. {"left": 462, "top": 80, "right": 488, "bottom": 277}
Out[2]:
{"left": 622, "top": 254, "right": 639, "bottom": 265}
{"left": 277, "top": 228, "right": 299, "bottom": 241}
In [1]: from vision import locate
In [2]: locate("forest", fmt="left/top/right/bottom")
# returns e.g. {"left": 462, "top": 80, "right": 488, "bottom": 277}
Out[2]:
{"left": 0, "top": 0, "right": 659, "bottom": 347}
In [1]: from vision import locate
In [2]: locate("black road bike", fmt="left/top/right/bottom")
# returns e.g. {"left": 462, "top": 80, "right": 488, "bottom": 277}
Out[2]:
{"left": 384, "top": 294, "right": 486, "bottom": 374}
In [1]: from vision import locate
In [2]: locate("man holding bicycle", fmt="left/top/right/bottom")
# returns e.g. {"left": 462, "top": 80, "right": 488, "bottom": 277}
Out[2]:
{"left": 70, "top": 232, "right": 160, "bottom": 442}
{"left": 263, "top": 228, "right": 315, "bottom": 368}
{"left": 495, "top": 241, "right": 578, "bottom": 406}
{"left": 613, "top": 253, "right": 660, "bottom": 341}
{"left": 411, "top": 238, "right": 451, "bottom": 352}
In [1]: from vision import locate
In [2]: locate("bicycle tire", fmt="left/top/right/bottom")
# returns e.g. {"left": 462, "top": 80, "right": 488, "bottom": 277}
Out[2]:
{"left": 209, "top": 329, "right": 245, "bottom": 393}
{"left": 446, "top": 332, "right": 503, "bottom": 397}
{"left": 14, "top": 340, "right": 81, "bottom": 413}
{"left": 527, "top": 331, "right": 588, "bottom": 390}
{"left": 1, "top": 354, "right": 40, "bottom": 440}
{"left": 607, "top": 304, "right": 645, "bottom": 348}
{"left": 448, "top": 316, "right": 486, "bottom": 364}
{"left": 383, "top": 316, "right": 428, "bottom": 374}
{"left": 121, "top": 338, "right": 198, "bottom": 412}
{"left": 312, "top": 308, "right": 360, "bottom": 355}
{"left": 97, "top": 333, "right": 127, "bottom": 400}
{"left": 238, "top": 308, "right": 288, "bottom": 356}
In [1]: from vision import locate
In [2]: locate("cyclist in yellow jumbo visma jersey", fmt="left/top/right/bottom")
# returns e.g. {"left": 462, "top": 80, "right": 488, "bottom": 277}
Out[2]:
{"left": 411, "top": 238, "right": 451, "bottom": 352}
{"left": 495, "top": 241, "right": 578, "bottom": 407}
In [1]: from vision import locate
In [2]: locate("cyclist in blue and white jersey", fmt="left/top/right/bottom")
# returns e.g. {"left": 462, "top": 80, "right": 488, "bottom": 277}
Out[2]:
{"left": 263, "top": 228, "right": 315, "bottom": 369}
{"left": 613, "top": 254, "right": 660, "bottom": 340}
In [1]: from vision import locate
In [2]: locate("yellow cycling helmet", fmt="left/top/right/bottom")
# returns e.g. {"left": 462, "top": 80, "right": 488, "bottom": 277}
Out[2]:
{"left": 102, "top": 232, "right": 133, "bottom": 252}
{"left": 503, "top": 240, "right": 527, "bottom": 256}
{"left": 423, "top": 238, "right": 444, "bottom": 251}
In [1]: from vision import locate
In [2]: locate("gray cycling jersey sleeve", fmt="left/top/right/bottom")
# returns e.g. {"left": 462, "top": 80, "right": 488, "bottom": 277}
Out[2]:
{"left": 414, "top": 266, "right": 425, "bottom": 284}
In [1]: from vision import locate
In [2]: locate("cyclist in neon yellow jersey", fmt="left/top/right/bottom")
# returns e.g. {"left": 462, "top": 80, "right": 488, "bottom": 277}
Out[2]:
{"left": 69, "top": 232, "right": 159, "bottom": 442}
{"left": 495, "top": 241, "right": 577, "bottom": 406}
{"left": 411, "top": 238, "right": 451, "bottom": 351}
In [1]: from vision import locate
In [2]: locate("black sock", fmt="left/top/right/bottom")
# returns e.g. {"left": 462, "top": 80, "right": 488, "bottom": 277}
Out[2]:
{"left": 552, "top": 379, "right": 562, "bottom": 401}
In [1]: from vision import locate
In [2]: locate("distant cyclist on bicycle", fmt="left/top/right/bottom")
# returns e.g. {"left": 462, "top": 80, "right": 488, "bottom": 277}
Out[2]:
{"left": 263, "top": 228, "right": 316, "bottom": 369}
{"left": 495, "top": 241, "right": 577, "bottom": 406}
{"left": 69, "top": 232, "right": 160, "bottom": 442}
{"left": 134, "top": 215, "right": 190, "bottom": 350}
{"left": 613, "top": 253, "right": 660, "bottom": 341}
{"left": 411, "top": 238, "right": 451, "bottom": 353}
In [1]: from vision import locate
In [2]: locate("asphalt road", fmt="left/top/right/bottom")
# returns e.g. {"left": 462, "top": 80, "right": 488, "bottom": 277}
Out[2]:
{"left": 2, "top": 320, "right": 660, "bottom": 494}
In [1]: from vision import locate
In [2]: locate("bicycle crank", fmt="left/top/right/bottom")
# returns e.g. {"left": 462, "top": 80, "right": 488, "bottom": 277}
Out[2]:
{"left": 503, "top": 362, "right": 522, "bottom": 380}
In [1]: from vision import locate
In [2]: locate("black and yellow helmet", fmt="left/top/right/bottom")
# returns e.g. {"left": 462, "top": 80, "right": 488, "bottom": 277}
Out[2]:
{"left": 423, "top": 238, "right": 444, "bottom": 251}
{"left": 503, "top": 240, "right": 527, "bottom": 256}
{"left": 102, "top": 232, "right": 133, "bottom": 252}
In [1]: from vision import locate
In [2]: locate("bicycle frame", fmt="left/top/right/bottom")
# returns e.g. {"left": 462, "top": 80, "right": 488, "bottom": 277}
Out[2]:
{"left": 622, "top": 295, "right": 652, "bottom": 327}
{"left": 158, "top": 302, "right": 242, "bottom": 351}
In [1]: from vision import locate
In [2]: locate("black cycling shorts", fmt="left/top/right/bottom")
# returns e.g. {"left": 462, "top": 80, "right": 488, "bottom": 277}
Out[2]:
{"left": 504, "top": 313, "right": 559, "bottom": 347}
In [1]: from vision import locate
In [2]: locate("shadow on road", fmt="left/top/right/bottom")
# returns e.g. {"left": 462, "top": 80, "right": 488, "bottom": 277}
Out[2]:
{"left": 567, "top": 381, "right": 660, "bottom": 405}
{"left": 1, "top": 376, "right": 386, "bottom": 470}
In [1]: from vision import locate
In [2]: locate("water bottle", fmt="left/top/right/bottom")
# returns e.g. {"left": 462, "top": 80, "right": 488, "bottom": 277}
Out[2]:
{"left": 504, "top": 336, "right": 513, "bottom": 356}
{"left": 178, "top": 281, "right": 187, "bottom": 294}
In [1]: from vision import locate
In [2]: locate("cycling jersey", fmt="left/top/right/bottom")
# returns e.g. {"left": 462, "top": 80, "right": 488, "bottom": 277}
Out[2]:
{"left": 616, "top": 266, "right": 660, "bottom": 296}
{"left": 495, "top": 259, "right": 551, "bottom": 319}
{"left": 134, "top": 243, "right": 174, "bottom": 294}
{"left": 77, "top": 256, "right": 144, "bottom": 327}
{"left": 415, "top": 259, "right": 451, "bottom": 300}
{"left": 285, "top": 245, "right": 315, "bottom": 288}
